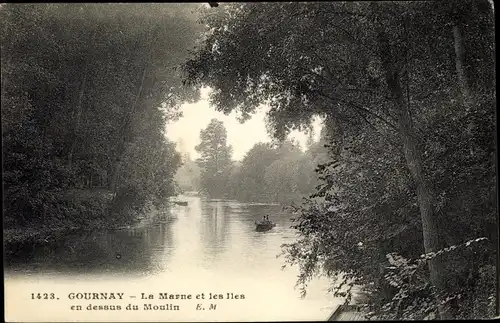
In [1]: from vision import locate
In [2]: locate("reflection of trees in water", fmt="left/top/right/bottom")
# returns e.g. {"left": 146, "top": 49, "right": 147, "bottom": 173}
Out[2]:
{"left": 217, "top": 202, "right": 295, "bottom": 273}
{"left": 126, "top": 222, "right": 175, "bottom": 273}
{"left": 197, "top": 202, "right": 288, "bottom": 252}
{"left": 243, "top": 204, "right": 293, "bottom": 249}
{"left": 5, "top": 223, "right": 175, "bottom": 275}
{"left": 199, "top": 201, "right": 231, "bottom": 262}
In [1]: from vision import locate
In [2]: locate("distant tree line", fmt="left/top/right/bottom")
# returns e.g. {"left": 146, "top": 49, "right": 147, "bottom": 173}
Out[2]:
{"left": 183, "top": 1, "right": 496, "bottom": 319}
{"left": 185, "top": 118, "right": 329, "bottom": 204}
{"left": 174, "top": 152, "right": 201, "bottom": 194}
{"left": 1, "top": 4, "right": 201, "bottom": 239}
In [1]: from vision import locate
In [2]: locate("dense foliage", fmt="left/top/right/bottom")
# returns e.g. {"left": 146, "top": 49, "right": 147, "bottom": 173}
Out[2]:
{"left": 229, "top": 138, "right": 325, "bottom": 204}
{"left": 1, "top": 4, "right": 201, "bottom": 239}
{"left": 194, "top": 118, "right": 233, "bottom": 198}
{"left": 183, "top": 1, "right": 496, "bottom": 319}
{"left": 188, "top": 119, "right": 328, "bottom": 204}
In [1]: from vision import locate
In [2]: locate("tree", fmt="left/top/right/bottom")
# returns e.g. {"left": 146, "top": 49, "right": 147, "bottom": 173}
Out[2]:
{"left": 232, "top": 142, "right": 279, "bottom": 202}
{"left": 183, "top": 1, "right": 495, "bottom": 319}
{"left": 174, "top": 153, "right": 201, "bottom": 193}
{"left": 195, "top": 119, "right": 233, "bottom": 198}
{"left": 225, "top": 140, "right": 319, "bottom": 204}
{"left": 1, "top": 4, "right": 202, "bottom": 232}
{"left": 262, "top": 140, "right": 315, "bottom": 204}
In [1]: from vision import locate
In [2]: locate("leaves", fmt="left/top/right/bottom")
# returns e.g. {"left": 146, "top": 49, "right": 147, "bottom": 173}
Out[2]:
{"left": 194, "top": 119, "right": 233, "bottom": 198}
{"left": 2, "top": 4, "right": 201, "bottom": 228}
{"left": 183, "top": 1, "right": 495, "bottom": 319}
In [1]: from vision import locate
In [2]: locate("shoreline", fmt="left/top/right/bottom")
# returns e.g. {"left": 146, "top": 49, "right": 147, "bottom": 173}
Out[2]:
{"left": 3, "top": 198, "right": 181, "bottom": 247}
{"left": 3, "top": 222, "right": 127, "bottom": 247}
{"left": 3, "top": 210, "right": 173, "bottom": 247}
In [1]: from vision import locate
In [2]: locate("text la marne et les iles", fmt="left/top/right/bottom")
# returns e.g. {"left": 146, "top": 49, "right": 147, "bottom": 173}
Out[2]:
{"left": 67, "top": 292, "right": 245, "bottom": 300}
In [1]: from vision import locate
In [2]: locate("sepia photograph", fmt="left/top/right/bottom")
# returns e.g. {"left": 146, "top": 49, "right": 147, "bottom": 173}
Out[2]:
{"left": 2, "top": 1, "right": 497, "bottom": 321}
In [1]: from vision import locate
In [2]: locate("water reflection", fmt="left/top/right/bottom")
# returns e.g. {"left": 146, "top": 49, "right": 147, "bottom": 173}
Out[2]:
{"left": 4, "top": 199, "right": 299, "bottom": 277}
{"left": 199, "top": 201, "right": 231, "bottom": 259}
{"left": 5, "top": 222, "right": 175, "bottom": 276}
{"left": 5, "top": 196, "right": 341, "bottom": 321}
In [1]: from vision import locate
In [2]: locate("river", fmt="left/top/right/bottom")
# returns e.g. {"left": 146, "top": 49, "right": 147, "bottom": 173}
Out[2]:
{"left": 4, "top": 196, "right": 343, "bottom": 321}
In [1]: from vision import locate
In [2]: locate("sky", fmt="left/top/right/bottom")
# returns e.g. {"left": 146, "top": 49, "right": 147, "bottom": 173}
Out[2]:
{"left": 165, "top": 88, "right": 323, "bottom": 161}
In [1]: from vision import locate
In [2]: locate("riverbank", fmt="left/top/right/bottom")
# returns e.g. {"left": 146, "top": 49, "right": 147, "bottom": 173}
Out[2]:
{"left": 3, "top": 221, "right": 125, "bottom": 246}
{"left": 4, "top": 201, "right": 176, "bottom": 247}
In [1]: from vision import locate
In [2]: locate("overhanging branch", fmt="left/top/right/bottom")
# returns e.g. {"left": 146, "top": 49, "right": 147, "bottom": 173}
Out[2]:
{"left": 312, "top": 89, "right": 398, "bottom": 131}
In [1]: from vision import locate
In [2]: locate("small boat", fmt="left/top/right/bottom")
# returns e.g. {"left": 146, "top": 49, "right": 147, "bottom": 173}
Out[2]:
{"left": 255, "top": 220, "right": 276, "bottom": 232}
{"left": 174, "top": 201, "right": 188, "bottom": 206}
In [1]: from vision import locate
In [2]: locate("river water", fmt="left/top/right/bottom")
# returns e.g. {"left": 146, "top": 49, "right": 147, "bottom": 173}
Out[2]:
{"left": 4, "top": 196, "right": 343, "bottom": 321}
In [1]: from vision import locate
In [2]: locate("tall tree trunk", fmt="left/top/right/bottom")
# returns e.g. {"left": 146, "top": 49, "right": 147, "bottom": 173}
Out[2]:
{"left": 387, "top": 69, "right": 452, "bottom": 319}
{"left": 374, "top": 18, "right": 452, "bottom": 318}
{"left": 453, "top": 23, "right": 472, "bottom": 108}
{"left": 453, "top": 22, "right": 476, "bottom": 157}
{"left": 67, "top": 67, "right": 88, "bottom": 168}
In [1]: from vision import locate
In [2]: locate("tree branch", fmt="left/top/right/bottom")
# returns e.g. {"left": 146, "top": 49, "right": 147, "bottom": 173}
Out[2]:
{"left": 312, "top": 89, "right": 398, "bottom": 131}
